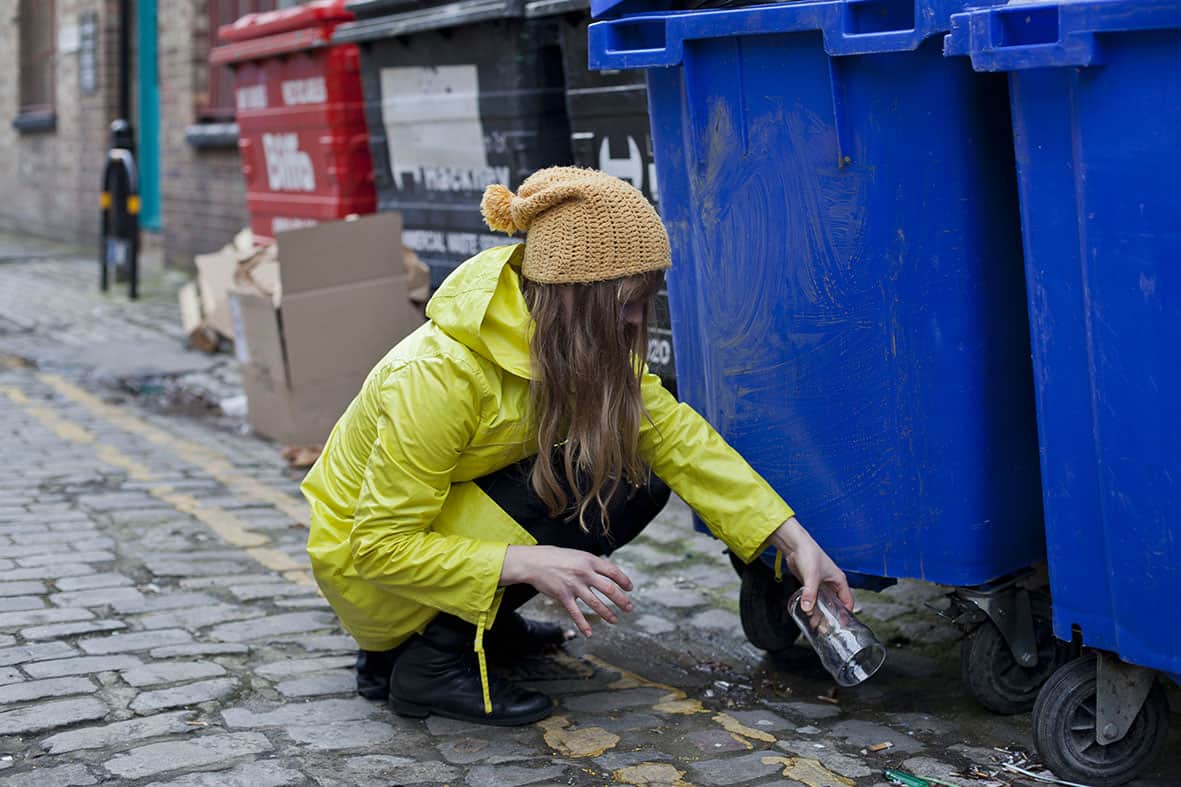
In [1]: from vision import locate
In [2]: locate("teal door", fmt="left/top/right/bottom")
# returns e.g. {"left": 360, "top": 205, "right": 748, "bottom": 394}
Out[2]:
{"left": 136, "top": 0, "right": 160, "bottom": 230}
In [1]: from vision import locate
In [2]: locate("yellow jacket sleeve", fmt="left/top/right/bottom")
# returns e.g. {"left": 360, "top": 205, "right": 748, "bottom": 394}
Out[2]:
{"left": 349, "top": 356, "right": 507, "bottom": 624}
{"left": 638, "top": 372, "right": 794, "bottom": 563}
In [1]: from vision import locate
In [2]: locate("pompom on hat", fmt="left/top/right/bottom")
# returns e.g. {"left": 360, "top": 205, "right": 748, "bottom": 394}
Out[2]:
{"left": 480, "top": 166, "right": 671, "bottom": 284}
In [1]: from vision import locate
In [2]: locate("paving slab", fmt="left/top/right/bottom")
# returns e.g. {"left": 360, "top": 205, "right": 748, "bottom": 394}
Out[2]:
{"left": 103, "top": 733, "right": 274, "bottom": 780}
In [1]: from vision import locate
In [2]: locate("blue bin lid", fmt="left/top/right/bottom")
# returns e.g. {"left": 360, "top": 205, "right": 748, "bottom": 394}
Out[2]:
{"left": 593, "top": 0, "right": 998, "bottom": 20}
{"left": 590, "top": 0, "right": 1006, "bottom": 68}
{"left": 946, "top": 0, "right": 1181, "bottom": 70}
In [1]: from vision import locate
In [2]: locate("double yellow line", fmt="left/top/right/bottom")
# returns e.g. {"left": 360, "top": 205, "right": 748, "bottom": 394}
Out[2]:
{"left": 1, "top": 373, "right": 313, "bottom": 586}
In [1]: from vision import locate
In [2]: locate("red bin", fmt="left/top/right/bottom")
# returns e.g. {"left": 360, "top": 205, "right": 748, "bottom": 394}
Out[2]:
{"left": 211, "top": 0, "right": 376, "bottom": 244}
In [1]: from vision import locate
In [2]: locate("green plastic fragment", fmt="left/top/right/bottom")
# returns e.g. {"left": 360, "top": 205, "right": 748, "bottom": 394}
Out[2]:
{"left": 883, "top": 769, "right": 966, "bottom": 787}
{"left": 884, "top": 769, "right": 931, "bottom": 787}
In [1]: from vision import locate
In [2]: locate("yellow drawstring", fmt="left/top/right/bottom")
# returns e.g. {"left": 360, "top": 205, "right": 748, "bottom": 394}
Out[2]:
{"left": 773, "top": 549, "right": 784, "bottom": 582}
{"left": 475, "top": 612, "right": 492, "bottom": 715}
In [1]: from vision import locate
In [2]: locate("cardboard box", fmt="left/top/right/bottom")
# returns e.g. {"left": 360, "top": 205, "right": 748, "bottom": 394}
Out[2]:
{"left": 403, "top": 246, "right": 431, "bottom": 304}
{"left": 193, "top": 245, "right": 240, "bottom": 339}
{"left": 178, "top": 282, "right": 218, "bottom": 353}
{"left": 229, "top": 213, "right": 423, "bottom": 446}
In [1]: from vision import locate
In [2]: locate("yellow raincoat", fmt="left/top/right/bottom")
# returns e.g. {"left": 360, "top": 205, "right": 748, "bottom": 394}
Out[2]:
{"left": 302, "top": 243, "right": 793, "bottom": 709}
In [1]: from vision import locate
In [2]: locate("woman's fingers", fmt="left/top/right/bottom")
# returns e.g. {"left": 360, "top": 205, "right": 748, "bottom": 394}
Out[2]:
{"left": 590, "top": 574, "right": 632, "bottom": 613}
{"left": 540, "top": 551, "right": 637, "bottom": 638}
{"left": 793, "top": 551, "right": 820, "bottom": 612}
{"left": 562, "top": 596, "right": 594, "bottom": 638}
{"left": 832, "top": 574, "right": 855, "bottom": 611}
{"left": 799, "top": 582, "right": 819, "bottom": 613}
{"left": 577, "top": 587, "right": 619, "bottom": 625}
{"left": 593, "top": 557, "right": 633, "bottom": 593}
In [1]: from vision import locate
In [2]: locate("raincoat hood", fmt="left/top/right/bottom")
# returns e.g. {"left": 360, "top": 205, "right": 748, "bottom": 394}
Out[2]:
{"left": 425, "top": 244, "right": 533, "bottom": 380}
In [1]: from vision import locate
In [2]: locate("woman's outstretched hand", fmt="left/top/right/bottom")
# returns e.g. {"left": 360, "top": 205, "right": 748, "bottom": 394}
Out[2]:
{"left": 500, "top": 545, "right": 633, "bottom": 637}
{"left": 769, "top": 517, "right": 854, "bottom": 613}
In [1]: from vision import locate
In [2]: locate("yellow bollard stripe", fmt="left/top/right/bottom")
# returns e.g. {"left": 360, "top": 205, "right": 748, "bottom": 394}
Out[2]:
{"left": 100, "top": 192, "right": 111, "bottom": 209}
{"left": 127, "top": 195, "right": 141, "bottom": 214}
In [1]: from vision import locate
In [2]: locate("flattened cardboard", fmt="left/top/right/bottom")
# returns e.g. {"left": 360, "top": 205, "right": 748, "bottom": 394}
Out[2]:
{"left": 274, "top": 212, "right": 404, "bottom": 295}
{"left": 238, "top": 364, "right": 287, "bottom": 444}
{"left": 281, "top": 277, "right": 417, "bottom": 388}
{"left": 229, "top": 212, "right": 424, "bottom": 446}
{"left": 194, "top": 247, "right": 239, "bottom": 339}
{"left": 178, "top": 282, "right": 203, "bottom": 335}
{"left": 403, "top": 245, "right": 430, "bottom": 303}
{"left": 229, "top": 291, "right": 285, "bottom": 386}
{"left": 239, "top": 363, "right": 365, "bottom": 446}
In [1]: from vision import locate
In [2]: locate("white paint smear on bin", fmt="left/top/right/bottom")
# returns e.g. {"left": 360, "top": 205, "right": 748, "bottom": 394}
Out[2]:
{"left": 379, "top": 65, "right": 508, "bottom": 193}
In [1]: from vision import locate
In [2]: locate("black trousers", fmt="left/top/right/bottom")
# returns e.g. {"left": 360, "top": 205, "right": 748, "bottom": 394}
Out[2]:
{"left": 474, "top": 455, "right": 670, "bottom": 614}
{"left": 357, "top": 456, "right": 670, "bottom": 681}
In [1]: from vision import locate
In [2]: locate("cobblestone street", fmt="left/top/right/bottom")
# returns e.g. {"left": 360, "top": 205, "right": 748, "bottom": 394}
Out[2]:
{"left": 0, "top": 240, "right": 1177, "bottom": 786}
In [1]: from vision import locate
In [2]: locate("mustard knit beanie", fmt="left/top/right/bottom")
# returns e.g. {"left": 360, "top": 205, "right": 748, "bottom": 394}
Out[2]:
{"left": 480, "top": 166, "right": 671, "bottom": 284}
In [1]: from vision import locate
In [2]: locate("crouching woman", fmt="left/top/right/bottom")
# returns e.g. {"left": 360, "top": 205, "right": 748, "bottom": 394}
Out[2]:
{"left": 301, "top": 167, "right": 852, "bottom": 727}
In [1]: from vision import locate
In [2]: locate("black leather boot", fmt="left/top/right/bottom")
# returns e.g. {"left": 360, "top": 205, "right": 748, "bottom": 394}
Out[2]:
{"left": 486, "top": 611, "right": 571, "bottom": 663}
{"left": 389, "top": 615, "right": 553, "bottom": 726}
{"left": 355, "top": 647, "right": 403, "bottom": 700}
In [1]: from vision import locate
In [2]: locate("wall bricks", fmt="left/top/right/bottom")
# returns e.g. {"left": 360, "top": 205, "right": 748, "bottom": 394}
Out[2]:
{"left": 0, "top": 0, "right": 250, "bottom": 267}
{"left": 0, "top": 0, "right": 119, "bottom": 246}
{"left": 157, "top": 0, "right": 249, "bottom": 265}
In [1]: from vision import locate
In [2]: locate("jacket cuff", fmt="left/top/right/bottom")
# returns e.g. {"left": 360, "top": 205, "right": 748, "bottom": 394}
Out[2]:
{"left": 457, "top": 541, "right": 510, "bottom": 625}
{"left": 728, "top": 501, "right": 794, "bottom": 564}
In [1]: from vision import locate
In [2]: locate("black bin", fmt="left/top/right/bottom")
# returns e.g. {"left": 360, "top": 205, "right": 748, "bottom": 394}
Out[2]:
{"left": 337, "top": 0, "right": 675, "bottom": 388}
{"left": 540, "top": 0, "right": 673, "bottom": 387}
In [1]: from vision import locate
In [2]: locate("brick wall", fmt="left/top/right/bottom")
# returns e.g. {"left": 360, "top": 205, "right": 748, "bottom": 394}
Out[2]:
{"left": 0, "top": 0, "right": 120, "bottom": 246}
{"left": 158, "top": 0, "right": 249, "bottom": 266}
{"left": 0, "top": 0, "right": 250, "bottom": 267}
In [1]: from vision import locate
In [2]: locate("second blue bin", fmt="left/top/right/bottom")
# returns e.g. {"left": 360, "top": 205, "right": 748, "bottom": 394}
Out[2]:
{"left": 947, "top": 0, "right": 1181, "bottom": 680}
{"left": 590, "top": 0, "right": 1045, "bottom": 588}
{"left": 946, "top": 3, "right": 1180, "bottom": 779}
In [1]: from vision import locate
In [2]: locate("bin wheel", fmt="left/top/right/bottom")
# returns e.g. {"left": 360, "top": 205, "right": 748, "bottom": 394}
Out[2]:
{"left": 1032, "top": 654, "right": 1169, "bottom": 786}
{"left": 738, "top": 558, "right": 801, "bottom": 653}
{"left": 961, "top": 604, "right": 1066, "bottom": 714}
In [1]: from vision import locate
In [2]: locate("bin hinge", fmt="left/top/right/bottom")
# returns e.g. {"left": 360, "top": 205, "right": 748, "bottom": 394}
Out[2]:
{"left": 945, "top": 586, "right": 1038, "bottom": 668}
{"left": 1095, "top": 653, "right": 1156, "bottom": 745}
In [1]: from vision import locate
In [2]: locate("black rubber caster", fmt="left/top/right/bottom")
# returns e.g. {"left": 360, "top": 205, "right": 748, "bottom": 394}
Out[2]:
{"left": 1032, "top": 654, "right": 1170, "bottom": 786}
{"left": 736, "top": 556, "right": 802, "bottom": 653}
{"left": 961, "top": 593, "right": 1066, "bottom": 714}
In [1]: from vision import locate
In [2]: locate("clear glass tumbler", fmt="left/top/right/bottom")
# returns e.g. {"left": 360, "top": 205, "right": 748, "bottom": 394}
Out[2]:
{"left": 787, "top": 586, "right": 886, "bottom": 686}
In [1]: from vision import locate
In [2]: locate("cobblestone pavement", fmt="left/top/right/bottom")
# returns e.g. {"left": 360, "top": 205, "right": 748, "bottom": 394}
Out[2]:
{"left": 1, "top": 242, "right": 1179, "bottom": 786}
{"left": 0, "top": 239, "right": 244, "bottom": 418}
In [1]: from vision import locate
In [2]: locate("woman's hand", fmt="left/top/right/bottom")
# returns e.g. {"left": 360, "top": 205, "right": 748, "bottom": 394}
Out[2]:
{"left": 769, "top": 517, "right": 854, "bottom": 613}
{"left": 500, "top": 545, "right": 633, "bottom": 637}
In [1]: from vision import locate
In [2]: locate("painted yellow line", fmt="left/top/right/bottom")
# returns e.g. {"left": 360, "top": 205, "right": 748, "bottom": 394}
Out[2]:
{"left": 96, "top": 444, "right": 154, "bottom": 480}
{"left": 154, "top": 491, "right": 269, "bottom": 548}
{"left": 245, "top": 546, "right": 304, "bottom": 572}
{"left": 39, "top": 374, "right": 309, "bottom": 524}
{"left": 3, "top": 382, "right": 316, "bottom": 586}
{"left": 282, "top": 570, "right": 316, "bottom": 587}
{"left": 2, "top": 386, "right": 98, "bottom": 445}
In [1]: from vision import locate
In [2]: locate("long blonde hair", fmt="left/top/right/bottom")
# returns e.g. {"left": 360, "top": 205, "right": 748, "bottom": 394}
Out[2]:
{"left": 523, "top": 270, "right": 665, "bottom": 533}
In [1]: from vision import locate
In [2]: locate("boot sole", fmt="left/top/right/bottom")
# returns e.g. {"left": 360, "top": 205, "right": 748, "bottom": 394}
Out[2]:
{"left": 356, "top": 687, "right": 389, "bottom": 701}
{"left": 390, "top": 697, "right": 553, "bottom": 727}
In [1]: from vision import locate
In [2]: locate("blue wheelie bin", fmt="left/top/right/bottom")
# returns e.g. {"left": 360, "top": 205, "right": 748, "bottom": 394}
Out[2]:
{"left": 947, "top": 1, "right": 1181, "bottom": 782}
{"left": 589, "top": 0, "right": 1054, "bottom": 711}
